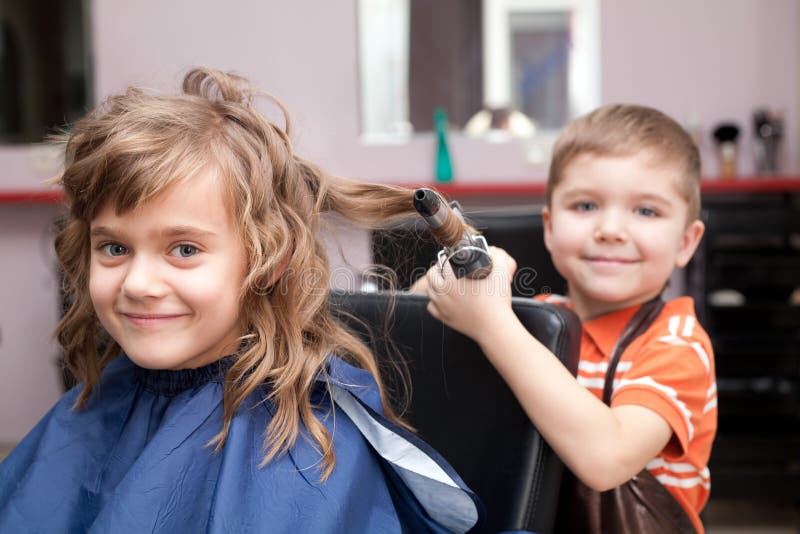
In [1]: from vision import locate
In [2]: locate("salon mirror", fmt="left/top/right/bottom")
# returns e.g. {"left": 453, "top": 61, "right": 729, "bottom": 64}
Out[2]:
{"left": 357, "top": 0, "right": 600, "bottom": 143}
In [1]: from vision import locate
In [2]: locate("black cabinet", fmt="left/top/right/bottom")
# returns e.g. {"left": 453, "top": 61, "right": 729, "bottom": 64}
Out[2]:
{"left": 691, "top": 190, "right": 800, "bottom": 502}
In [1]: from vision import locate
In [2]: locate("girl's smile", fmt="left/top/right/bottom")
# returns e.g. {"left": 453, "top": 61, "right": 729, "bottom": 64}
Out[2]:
{"left": 120, "top": 312, "right": 191, "bottom": 328}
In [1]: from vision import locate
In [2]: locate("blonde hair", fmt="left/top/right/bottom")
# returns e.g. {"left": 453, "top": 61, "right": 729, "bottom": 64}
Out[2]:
{"left": 54, "top": 67, "right": 470, "bottom": 479}
{"left": 547, "top": 104, "right": 701, "bottom": 221}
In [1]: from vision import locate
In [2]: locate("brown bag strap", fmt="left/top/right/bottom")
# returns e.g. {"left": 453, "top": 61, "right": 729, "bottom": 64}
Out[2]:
{"left": 602, "top": 295, "right": 665, "bottom": 405}
{"left": 555, "top": 295, "right": 698, "bottom": 534}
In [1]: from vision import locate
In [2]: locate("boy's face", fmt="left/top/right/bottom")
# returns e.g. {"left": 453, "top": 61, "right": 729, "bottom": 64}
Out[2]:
{"left": 89, "top": 169, "right": 248, "bottom": 370}
{"left": 542, "top": 152, "right": 704, "bottom": 320}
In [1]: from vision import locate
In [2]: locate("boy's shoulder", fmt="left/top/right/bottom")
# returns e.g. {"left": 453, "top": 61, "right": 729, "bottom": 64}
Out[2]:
{"left": 611, "top": 297, "right": 714, "bottom": 378}
{"left": 534, "top": 294, "right": 711, "bottom": 352}
{"left": 534, "top": 293, "right": 570, "bottom": 305}
{"left": 533, "top": 294, "right": 702, "bottom": 327}
{"left": 646, "top": 296, "right": 710, "bottom": 345}
{"left": 642, "top": 297, "right": 713, "bottom": 367}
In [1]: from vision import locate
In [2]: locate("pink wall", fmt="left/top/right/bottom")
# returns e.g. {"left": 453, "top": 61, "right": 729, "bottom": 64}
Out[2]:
{"left": 601, "top": 0, "right": 798, "bottom": 177}
{"left": 4, "top": 0, "right": 798, "bottom": 192}
{"left": 87, "top": 0, "right": 799, "bottom": 182}
{"left": 0, "top": 205, "right": 63, "bottom": 442}
{"left": 1, "top": 0, "right": 798, "bottom": 443}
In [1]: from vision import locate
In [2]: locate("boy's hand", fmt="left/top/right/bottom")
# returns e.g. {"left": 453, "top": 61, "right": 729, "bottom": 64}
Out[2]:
{"left": 424, "top": 246, "right": 517, "bottom": 343}
{"left": 407, "top": 273, "right": 429, "bottom": 294}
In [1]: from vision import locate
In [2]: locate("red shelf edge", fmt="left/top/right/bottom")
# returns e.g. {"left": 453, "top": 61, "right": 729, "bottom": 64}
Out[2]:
{"left": 0, "top": 190, "right": 64, "bottom": 204}
{"left": 409, "top": 177, "right": 800, "bottom": 197}
{"left": 2, "top": 177, "right": 800, "bottom": 204}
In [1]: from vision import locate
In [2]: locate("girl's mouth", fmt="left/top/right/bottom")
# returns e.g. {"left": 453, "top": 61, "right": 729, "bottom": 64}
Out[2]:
{"left": 121, "top": 313, "right": 187, "bottom": 327}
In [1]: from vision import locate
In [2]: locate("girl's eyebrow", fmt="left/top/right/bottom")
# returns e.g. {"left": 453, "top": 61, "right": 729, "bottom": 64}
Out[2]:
{"left": 89, "top": 226, "right": 118, "bottom": 239}
{"left": 89, "top": 225, "right": 218, "bottom": 239}
{"left": 159, "top": 226, "right": 219, "bottom": 239}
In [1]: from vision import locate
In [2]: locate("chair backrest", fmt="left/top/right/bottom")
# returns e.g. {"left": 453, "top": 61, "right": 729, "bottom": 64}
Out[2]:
{"left": 330, "top": 291, "right": 581, "bottom": 533}
{"left": 371, "top": 207, "right": 567, "bottom": 297}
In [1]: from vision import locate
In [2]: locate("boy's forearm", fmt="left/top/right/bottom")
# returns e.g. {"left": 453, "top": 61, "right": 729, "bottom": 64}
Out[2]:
{"left": 475, "top": 310, "right": 653, "bottom": 490}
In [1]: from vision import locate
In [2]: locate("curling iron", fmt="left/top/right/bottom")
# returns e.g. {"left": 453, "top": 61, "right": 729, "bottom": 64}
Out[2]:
{"left": 412, "top": 188, "right": 493, "bottom": 279}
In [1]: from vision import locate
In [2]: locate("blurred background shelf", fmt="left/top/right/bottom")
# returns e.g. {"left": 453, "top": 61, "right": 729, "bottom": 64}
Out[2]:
{"left": 691, "top": 186, "right": 800, "bottom": 505}
{"left": 3, "top": 176, "right": 800, "bottom": 205}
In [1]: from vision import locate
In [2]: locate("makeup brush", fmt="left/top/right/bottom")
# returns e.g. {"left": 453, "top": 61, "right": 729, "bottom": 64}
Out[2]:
{"left": 712, "top": 123, "right": 740, "bottom": 179}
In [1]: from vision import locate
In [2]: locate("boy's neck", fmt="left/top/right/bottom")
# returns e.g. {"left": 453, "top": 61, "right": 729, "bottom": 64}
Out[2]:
{"left": 568, "top": 290, "right": 663, "bottom": 322}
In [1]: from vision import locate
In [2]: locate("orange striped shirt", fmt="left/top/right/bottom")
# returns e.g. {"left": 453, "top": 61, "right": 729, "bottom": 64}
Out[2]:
{"left": 538, "top": 295, "right": 717, "bottom": 533}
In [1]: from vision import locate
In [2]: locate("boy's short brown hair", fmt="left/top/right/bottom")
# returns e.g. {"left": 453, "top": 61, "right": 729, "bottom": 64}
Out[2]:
{"left": 547, "top": 104, "right": 701, "bottom": 221}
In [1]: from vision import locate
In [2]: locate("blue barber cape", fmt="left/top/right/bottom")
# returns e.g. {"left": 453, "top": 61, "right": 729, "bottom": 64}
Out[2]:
{"left": 0, "top": 355, "right": 481, "bottom": 533}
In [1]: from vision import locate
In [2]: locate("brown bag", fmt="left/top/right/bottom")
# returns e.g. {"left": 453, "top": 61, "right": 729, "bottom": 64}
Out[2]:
{"left": 554, "top": 297, "right": 697, "bottom": 533}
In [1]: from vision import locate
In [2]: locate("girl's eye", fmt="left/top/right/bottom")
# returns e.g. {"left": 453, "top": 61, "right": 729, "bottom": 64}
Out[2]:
{"left": 171, "top": 244, "right": 199, "bottom": 258}
{"left": 636, "top": 206, "right": 659, "bottom": 217}
{"left": 101, "top": 243, "right": 128, "bottom": 257}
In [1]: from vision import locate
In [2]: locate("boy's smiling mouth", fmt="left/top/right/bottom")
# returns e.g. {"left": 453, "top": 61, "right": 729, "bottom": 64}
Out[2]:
{"left": 583, "top": 254, "right": 638, "bottom": 264}
{"left": 583, "top": 255, "right": 639, "bottom": 272}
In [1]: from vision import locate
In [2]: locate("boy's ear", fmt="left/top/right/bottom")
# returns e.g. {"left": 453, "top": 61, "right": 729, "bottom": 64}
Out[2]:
{"left": 676, "top": 219, "right": 705, "bottom": 268}
{"left": 541, "top": 206, "right": 554, "bottom": 253}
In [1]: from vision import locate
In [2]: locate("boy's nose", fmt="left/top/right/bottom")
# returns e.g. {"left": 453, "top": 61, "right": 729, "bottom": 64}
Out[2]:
{"left": 121, "top": 256, "right": 168, "bottom": 299}
{"left": 593, "top": 214, "right": 629, "bottom": 243}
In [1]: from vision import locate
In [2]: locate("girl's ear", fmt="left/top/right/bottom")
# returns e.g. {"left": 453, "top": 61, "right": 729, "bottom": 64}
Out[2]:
{"left": 541, "top": 206, "right": 554, "bottom": 253}
{"left": 676, "top": 219, "right": 705, "bottom": 268}
{"left": 268, "top": 254, "right": 291, "bottom": 288}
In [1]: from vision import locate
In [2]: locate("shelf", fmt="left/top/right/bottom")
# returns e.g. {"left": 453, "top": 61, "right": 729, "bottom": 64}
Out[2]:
{"left": 417, "top": 177, "right": 800, "bottom": 197}
{"left": 3, "top": 177, "right": 800, "bottom": 205}
{"left": 696, "top": 190, "right": 800, "bottom": 503}
{"left": 0, "top": 189, "right": 64, "bottom": 204}
{"left": 697, "top": 177, "right": 800, "bottom": 193}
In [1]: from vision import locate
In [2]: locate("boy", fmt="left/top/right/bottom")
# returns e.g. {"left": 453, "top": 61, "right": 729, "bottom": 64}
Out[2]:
{"left": 419, "top": 104, "right": 716, "bottom": 532}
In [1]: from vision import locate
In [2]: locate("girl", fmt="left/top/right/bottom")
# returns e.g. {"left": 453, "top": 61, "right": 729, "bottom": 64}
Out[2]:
{"left": 0, "top": 68, "right": 480, "bottom": 533}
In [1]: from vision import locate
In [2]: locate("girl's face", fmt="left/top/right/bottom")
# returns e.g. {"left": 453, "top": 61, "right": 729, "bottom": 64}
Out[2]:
{"left": 89, "top": 169, "right": 248, "bottom": 370}
{"left": 542, "top": 152, "right": 704, "bottom": 321}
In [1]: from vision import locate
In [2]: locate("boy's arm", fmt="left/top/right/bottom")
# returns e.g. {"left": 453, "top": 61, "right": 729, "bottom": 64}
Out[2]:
{"left": 425, "top": 247, "right": 672, "bottom": 491}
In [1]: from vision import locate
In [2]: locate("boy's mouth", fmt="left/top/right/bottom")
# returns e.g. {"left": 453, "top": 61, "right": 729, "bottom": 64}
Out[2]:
{"left": 584, "top": 255, "right": 637, "bottom": 264}
{"left": 583, "top": 256, "right": 639, "bottom": 273}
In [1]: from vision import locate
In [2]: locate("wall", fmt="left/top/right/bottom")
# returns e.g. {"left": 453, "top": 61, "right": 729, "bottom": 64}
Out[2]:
{"left": 86, "top": 0, "right": 800, "bottom": 182}
{"left": 0, "top": 205, "right": 63, "bottom": 441}
{"left": 602, "top": 0, "right": 798, "bottom": 177}
{"left": 1, "top": 0, "right": 798, "bottom": 443}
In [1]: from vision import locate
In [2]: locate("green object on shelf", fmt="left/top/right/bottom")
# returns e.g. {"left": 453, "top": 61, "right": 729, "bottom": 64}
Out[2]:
{"left": 434, "top": 108, "right": 453, "bottom": 182}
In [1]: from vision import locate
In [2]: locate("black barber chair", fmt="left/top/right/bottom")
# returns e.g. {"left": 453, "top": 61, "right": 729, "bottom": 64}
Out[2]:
{"left": 330, "top": 291, "right": 580, "bottom": 533}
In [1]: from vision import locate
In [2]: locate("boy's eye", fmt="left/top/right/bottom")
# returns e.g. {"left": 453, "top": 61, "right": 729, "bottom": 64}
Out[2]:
{"left": 101, "top": 243, "right": 128, "bottom": 257}
{"left": 170, "top": 244, "right": 199, "bottom": 258}
{"left": 574, "top": 201, "right": 597, "bottom": 212}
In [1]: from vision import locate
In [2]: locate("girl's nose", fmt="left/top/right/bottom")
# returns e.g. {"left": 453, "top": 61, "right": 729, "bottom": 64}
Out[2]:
{"left": 121, "top": 256, "right": 167, "bottom": 299}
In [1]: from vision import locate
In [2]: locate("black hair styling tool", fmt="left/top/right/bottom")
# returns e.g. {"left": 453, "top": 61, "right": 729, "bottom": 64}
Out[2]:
{"left": 412, "top": 188, "right": 493, "bottom": 279}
